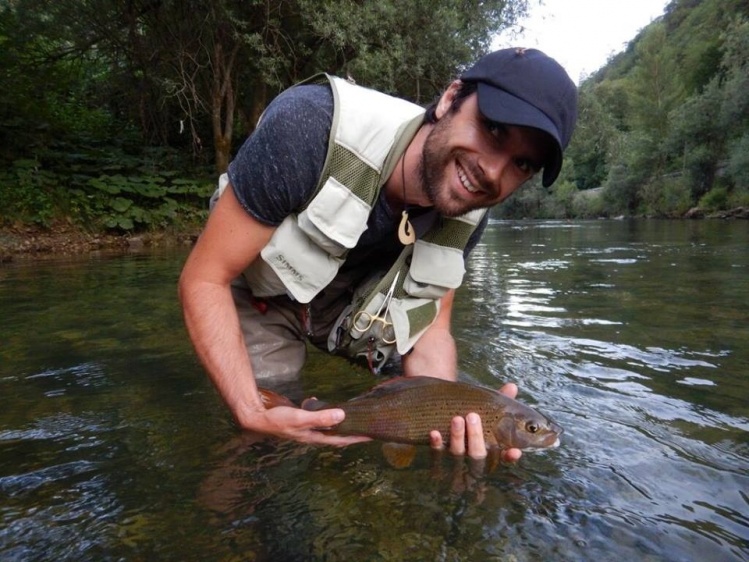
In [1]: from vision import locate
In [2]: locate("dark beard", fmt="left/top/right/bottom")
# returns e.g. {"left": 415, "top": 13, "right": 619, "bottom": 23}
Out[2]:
{"left": 418, "top": 114, "right": 487, "bottom": 218}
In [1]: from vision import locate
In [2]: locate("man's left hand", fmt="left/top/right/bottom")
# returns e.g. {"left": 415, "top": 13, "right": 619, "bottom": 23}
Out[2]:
{"left": 429, "top": 383, "right": 522, "bottom": 463}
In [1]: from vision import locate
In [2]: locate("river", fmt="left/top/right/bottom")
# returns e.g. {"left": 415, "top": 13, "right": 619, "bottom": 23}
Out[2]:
{"left": 1, "top": 219, "right": 747, "bottom": 561}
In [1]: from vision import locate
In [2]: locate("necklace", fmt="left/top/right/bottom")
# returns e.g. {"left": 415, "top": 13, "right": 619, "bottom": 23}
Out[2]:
{"left": 397, "top": 146, "right": 416, "bottom": 245}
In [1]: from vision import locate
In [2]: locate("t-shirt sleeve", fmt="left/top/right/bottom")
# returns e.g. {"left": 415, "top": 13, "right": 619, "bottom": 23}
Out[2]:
{"left": 227, "top": 84, "right": 333, "bottom": 226}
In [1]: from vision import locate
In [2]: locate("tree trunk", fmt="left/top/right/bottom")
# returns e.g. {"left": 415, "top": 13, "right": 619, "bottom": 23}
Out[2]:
{"left": 211, "top": 41, "right": 239, "bottom": 174}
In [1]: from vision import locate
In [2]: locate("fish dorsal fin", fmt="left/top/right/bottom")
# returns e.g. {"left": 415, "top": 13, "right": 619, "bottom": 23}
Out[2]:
{"left": 351, "top": 376, "right": 445, "bottom": 401}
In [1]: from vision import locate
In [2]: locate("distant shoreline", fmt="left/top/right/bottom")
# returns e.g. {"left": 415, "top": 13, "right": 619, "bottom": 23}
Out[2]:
{"left": 0, "top": 222, "right": 199, "bottom": 263}
{"left": 2, "top": 208, "right": 746, "bottom": 262}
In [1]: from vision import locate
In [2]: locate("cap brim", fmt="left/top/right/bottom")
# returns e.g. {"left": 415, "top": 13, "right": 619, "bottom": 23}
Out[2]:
{"left": 475, "top": 82, "right": 563, "bottom": 187}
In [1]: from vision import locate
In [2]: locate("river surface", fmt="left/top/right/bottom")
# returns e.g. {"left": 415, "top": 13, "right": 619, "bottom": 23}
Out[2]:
{"left": 1, "top": 220, "right": 747, "bottom": 561}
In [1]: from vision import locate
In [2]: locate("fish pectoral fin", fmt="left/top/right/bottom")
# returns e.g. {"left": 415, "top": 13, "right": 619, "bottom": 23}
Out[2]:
{"left": 381, "top": 443, "right": 417, "bottom": 469}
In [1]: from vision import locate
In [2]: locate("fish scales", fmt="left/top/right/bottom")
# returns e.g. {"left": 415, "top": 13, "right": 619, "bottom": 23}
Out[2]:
{"left": 334, "top": 379, "right": 511, "bottom": 445}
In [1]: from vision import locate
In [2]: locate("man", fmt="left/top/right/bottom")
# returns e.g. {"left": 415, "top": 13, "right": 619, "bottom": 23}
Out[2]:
{"left": 179, "top": 48, "right": 577, "bottom": 461}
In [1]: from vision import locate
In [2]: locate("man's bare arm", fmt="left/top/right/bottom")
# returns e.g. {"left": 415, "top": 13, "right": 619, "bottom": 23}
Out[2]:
{"left": 179, "top": 185, "right": 367, "bottom": 446}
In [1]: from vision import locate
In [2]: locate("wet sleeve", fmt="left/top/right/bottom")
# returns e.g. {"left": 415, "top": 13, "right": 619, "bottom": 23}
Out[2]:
{"left": 227, "top": 85, "right": 333, "bottom": 226}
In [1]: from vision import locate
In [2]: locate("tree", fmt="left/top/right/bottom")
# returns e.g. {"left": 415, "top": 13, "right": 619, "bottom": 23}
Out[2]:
{"left": 121, "top": 0, "right": 531, "bottom": 172}
{"left": 2, "top": 0, "right": 529, "bottom": 173}
{"left": 667, "top": 15, "right": 749, "bottom": 200}
{"left": 565, "top": 86, "right": 621, "bottom": 191}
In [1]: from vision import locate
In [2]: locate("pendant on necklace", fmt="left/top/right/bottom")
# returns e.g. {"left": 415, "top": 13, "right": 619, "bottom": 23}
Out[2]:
{"left": 398, "top": 210, "right": 416, "bottom": 245}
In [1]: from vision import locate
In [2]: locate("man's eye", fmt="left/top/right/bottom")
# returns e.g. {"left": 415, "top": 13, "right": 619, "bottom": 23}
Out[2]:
{"left": 516, "top": 159, "right": 532, "bottom": 173}
{"left": 516, "top": 158, "right": 541, "bottom": 176}
{"left": 484, "top": 119, "right": 505, "bottom": 139}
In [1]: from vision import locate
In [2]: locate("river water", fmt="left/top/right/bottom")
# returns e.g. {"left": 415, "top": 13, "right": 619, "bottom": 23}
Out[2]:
{"left": 1, "top": 220, "right": 747, "bottom": 561}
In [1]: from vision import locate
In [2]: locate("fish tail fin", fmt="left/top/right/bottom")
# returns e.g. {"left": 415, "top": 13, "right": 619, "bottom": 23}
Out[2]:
{"left": 301, "top": 397, "right": 331, "bottom": 411}
{"left": 258, "top": 388, "right": 297, "bottom": 409}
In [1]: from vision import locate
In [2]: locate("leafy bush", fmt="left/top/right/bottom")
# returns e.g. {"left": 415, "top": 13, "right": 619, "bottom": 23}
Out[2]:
{"left": 573, "top": 189, "right": 605, "bottom": 218}
{"left": 727, "top": 186, "right": 749, "bottom": 208}
{"left": 1, "top": 143, "right": 213, "bottom": 232}
{"left": 726, "top": 133, "right": 749, "bottom": 189}
{"left": 0, "top": 159, "right": 59, "bottom": 226}
{"left": 698, "top": 187, "right": 729, "bottom": 211}
{"left": 661, "top": 176, "right": 694, "bottom": 216}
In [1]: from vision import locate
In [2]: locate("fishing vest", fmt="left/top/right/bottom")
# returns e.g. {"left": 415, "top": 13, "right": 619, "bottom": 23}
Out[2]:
{"left": 237, "top": 74, "right": 487, "bottom": 370}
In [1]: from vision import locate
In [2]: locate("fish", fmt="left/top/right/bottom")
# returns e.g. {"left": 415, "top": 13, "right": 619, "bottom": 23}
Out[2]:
{"left": 262, "top": 376, "right": 562, "bottom": 451}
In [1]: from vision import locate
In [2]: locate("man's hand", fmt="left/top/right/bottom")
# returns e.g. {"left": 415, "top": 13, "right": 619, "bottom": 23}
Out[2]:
{"left": 239, "top": 405, "right": 371, "bottom": 448}
{"left": 428, "top": 383, "right": 522, "bottom": 463}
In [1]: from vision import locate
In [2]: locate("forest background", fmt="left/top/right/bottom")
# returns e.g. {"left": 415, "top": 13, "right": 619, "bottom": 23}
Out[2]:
{"left": 1, "top": 0, "right": 748, "bottom": 249}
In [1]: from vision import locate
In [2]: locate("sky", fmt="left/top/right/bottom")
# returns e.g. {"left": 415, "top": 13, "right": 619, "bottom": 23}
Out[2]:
{"left": 494, "top": 0, "right": 672, "bottom": 84}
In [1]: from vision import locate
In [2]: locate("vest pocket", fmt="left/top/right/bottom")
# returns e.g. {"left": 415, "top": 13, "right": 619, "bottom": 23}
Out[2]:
{"left": 299, "top": 177, "right": 371, "bottom": 255}
{"left": 403, "top": 240, "right": 465, "bottom": 299}
{"left": 250, "top": 217, "right": 343, "bottom": 303}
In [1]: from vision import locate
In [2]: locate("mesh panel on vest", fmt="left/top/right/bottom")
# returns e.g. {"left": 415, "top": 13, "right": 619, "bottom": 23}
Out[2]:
{"left": 328, "top": 144, "right": 381, "bottom": 204}
{"left": 420, "top": 218, "right": 478, "bottom": 250}
{"left": 407, "top": 301, "right": 438, "bottom": 334}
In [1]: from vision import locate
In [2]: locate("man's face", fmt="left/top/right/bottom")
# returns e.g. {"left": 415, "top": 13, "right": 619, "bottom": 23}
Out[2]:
{"left": 419, "top": 90, "right": 553, "bottom": 217}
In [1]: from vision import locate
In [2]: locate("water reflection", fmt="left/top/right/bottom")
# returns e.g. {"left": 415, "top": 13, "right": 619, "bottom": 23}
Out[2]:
{"left": 1, "top": 222, "right": 748, "bottom": 561}
{"left": 457, "top": 220, "right": 749, "bottom": 561}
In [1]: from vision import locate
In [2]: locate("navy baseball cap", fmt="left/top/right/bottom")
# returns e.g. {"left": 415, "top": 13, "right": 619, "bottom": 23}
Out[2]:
{"left": 461, "top": 48, "right": 578, "bottom": 187}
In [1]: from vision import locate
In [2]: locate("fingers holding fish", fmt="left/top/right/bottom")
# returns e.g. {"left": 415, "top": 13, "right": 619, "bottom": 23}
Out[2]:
{"left": 257, "top": 405, "right": 372, "bottom": 447}
{"left": 428, "top": 414, "right": 487, "bottom": 459}
{"left": 445, "top": 413, "right": 488, "bottom": 459}
{"left": 464, "top": 413, "right": 488, "bottom": 458}
{"left": 499, "top": 382, "right": 518, "bottom": 400}
{"left": 449, "top": 415, "right": 467, "bottom": 455}
{"left": 500, "top": 447, "right": 522, "bottom": 463}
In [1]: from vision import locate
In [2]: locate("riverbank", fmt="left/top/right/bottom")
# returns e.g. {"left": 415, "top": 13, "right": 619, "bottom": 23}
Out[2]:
{"left": 0, "top": 222, "right": 199, "bottom": 263}
{"left": 2, "top": 208, "right": 747, "bottom": 263}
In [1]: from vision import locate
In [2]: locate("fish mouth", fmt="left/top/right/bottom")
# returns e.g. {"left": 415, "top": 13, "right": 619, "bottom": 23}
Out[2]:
{"left": 520, "top": 437, "right": 560, "bottom": 452}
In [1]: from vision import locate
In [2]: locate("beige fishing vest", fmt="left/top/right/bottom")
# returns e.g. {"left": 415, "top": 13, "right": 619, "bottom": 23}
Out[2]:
{"left": 237, "top": 74, "right": 486, "bottom": 363}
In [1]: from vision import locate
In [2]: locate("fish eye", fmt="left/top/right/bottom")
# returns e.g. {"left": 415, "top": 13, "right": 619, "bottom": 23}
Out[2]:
{"left": 525, "top": 421, "right": 539, "bottom": 434}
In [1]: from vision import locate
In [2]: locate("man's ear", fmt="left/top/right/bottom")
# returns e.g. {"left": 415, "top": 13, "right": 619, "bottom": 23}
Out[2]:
{"left": 434, "top": 80, "right": 463, "bottom": 121}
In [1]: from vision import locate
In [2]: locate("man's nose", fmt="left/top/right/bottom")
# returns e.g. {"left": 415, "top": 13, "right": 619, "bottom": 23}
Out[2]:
{"left": 481, "top": 152, "right": 510, "bottom": 191}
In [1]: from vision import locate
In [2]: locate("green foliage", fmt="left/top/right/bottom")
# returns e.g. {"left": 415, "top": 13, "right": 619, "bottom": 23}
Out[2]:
{"left": 2, "top": 0, "right": 530, "bottom": 229}
{"left": 0, "top": 159, "right": 60, "bottom": 226}
{"left": 565, "top": 88, "right": 621, "bottom": 190}
{"left": 297, "top": 0, "right": 527, "bottom": 103}
{"left": 572, "top": 189, "right": 605, "bottom": 218}
{"left": 85, "top": 172, "right": 212, "bottom": 232}
{"left": 500, "top": 1, "right": 748, "bottom": 220}
{"left": 726, "top": 134, "right": 749, "bottom": 189}
{"left": 638, "top": 176, "right": 693, "bottom": 217}
{"left": 493, "top": 178, "right": 546, "bottom": 219}
{"left": 3, "top": 0, "right": 748, "bottom": 225}
{"left": 698, "top": 187, "right": 729, "bottom": 211}
{"left": 728, "top": 186, "right": 749, "bottom": 208}
{"left": 559, "top": 1, "right": 749, "bottom": 220}
{"left": 542, "top": 180, "right": 578, "bottom": 218}
{"left": 0, "top": 143, "right": 213, "bottom": 232}
{"left": 602, "top": 164, "right": 640, "bottom": 216}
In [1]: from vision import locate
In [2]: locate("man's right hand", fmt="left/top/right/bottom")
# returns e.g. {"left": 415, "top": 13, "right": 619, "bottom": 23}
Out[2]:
{"left": 239, "top": 405, "right": 372, "bottom": 447}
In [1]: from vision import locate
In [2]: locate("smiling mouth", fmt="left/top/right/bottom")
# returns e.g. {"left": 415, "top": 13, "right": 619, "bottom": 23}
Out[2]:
{"left": 457, "top": 162, "right": 481, "bottom": 195}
